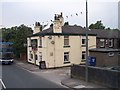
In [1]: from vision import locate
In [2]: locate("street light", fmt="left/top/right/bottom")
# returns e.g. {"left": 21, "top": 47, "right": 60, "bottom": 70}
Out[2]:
{"left": 85, "top": 0, "right": 88, "bottom": 83}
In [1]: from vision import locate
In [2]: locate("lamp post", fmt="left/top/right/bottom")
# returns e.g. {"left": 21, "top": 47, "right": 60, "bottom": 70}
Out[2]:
{"left": 85, "top": 0, "right": 88, "bottom": 83}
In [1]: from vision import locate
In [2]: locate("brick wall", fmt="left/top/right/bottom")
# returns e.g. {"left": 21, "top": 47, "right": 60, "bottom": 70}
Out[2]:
{"left": 89, "top": 52, "right": 119, "bottom": 67}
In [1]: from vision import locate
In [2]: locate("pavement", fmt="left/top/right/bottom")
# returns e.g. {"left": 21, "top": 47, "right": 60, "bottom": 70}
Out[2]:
{"left": 15, "top": 60, "right": 110, "bottom": 89}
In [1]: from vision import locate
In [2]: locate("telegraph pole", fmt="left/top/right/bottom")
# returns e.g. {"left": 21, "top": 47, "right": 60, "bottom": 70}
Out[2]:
{"left": 85, "top": 0, "right": 88, "bottom": 83}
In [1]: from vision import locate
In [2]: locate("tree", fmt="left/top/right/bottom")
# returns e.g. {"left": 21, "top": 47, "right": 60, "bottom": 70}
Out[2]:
{"left": 2, "top": 24, "right": 33, "bottom": 58}
{"left": 89, "top": 20, "right": 105, "bottom": 29}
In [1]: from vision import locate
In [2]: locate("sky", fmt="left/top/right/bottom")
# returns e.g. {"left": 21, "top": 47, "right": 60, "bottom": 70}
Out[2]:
{"left": 0, "top": 0, "right": 120, "bottom": 29}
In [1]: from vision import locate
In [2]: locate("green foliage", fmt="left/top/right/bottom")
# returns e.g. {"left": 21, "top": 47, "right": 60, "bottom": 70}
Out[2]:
{"left": 2, "top": 24, "right": 33, "bottom": 58}
{"left": 89, "top": 20, "right": 105, "bottom": 29}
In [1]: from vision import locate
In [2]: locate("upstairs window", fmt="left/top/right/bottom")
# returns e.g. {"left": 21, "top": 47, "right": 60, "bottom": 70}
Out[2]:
{"left": 109, "top": 39, "right": 113, "bottom": 48}
{"left": 31, "top": 39, "right": 37, "bottom": 48}
{"left": 100, "top": 39, "right": 105, "bottom": 48}
{"left": 82, "top": 36, "right": 86, "bottom": 46}
{"left": 39, "top": 37, "right": 42, "bottom": 48}
{"left": 64, "top": 36, "right": 69, "bottom": 46}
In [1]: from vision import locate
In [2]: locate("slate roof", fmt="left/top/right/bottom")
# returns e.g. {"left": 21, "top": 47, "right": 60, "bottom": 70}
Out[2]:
{"left": 90, "top": 29, "right": 120, "bottom": 38}
{"left": 30, "top": 25, "right": 96, "bottom": 37}
{"left": 30, "top": 25, "right": 120, "bottom": 39}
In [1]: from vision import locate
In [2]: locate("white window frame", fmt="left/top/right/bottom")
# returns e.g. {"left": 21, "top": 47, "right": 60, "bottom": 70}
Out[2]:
{"left": 39, "top": 52, "right": 42, "bottom": 61}
{"left": 118, "top": 52, "right": 120, "bottom": 55}
{"left": 64, "top": 36, "right": 69, "bottom": 46}
{"left": 31, "top": 39, "right": 37, "bottom": 48}
{"left": 108, "top": 52, "right": 114, "bottom": 57}
{"left": 30, "top": 53, "right": 33, "bottom": 59}
{"left": 82, "top": 36, "right": 86, "bottom": 46}
{"left": 40, "top": 37, "right": 42, "bottom": 47}
{"left": 100, "top": 39, "right": 105, "bottom": 47}
{"left": 109, "top": 39, "right": 113, "bottom": 48}
{"left": 64, "top": 52, "right": 69, "bottom": 62}
{"left": 81, "top": 51, "right": 86, "bottom": 62}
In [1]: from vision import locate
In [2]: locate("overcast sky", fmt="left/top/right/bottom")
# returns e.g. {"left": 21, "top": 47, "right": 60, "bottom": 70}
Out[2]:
{"left": 0, "top": 0, "right": 120, "bottom": 29}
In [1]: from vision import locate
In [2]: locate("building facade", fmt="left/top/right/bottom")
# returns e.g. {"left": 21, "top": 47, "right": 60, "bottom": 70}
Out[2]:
{"left": 91, "top": 29, "right": 120, "bottom": 49}
{"left": 27, "top": 13, "right": 96, "bottom": 68}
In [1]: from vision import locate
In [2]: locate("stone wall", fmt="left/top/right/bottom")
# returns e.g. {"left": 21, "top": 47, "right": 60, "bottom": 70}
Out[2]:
{"left": 71, "top": 65, "right": 120, "bottom": 88}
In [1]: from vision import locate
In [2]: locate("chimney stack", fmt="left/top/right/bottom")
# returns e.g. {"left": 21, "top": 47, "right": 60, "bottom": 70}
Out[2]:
{"left": 53, "top": 12, "right": 64, "bottom": 33}
{"left": 33, "top": 22, "right": 42, "bottom": 34}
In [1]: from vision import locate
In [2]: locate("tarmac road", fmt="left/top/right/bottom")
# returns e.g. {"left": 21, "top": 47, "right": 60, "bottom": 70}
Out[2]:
{"left": 2, "top": 64, "right": 66, "bottom": 89}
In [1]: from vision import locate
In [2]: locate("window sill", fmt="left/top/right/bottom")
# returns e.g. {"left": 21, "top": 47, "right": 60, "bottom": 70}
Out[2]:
{"left": 64, "top": 61, "right": 70, "bottom": 64}
{"left": 63, "top": 46, "right": 70, "bottom": 48}
{"left": 100, "top": 46, "right": 105, "bottom": 48}
{"left": 82, "top": 45, "right": 86, "bottom": 47}
{"left": 39, "top": 46, "right": 42, "bottom": 48}
{"left": 109, "top": 46, "right": 113, "bottom": 48}
{"left": 81, "top": 59, "right": 86, "bottom": 62}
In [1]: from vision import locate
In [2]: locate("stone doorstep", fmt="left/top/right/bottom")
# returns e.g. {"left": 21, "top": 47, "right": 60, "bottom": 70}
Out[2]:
{"left": 74, "top": 85, "right": 86, "bottom": 88}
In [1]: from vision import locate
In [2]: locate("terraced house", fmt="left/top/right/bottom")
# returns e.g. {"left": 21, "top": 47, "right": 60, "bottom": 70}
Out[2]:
{"left": 89, "top": 29, "right": 120, "bottom": 67}
{"left": 27, "top": 13, "right": 96, "bottom": 68}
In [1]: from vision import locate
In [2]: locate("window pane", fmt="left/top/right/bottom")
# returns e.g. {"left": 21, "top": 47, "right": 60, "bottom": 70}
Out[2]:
{"left": 109, "top": 39, "right": 113, "bottom": 47}
{"left": 64, "top": 52, "right": 69, "bottom": 62}
{"left": 35, "top": 55, "right": 37, "bottom": 60}
{"left": 40, "top": 37, "right": 42, "bottom": 46}
{"left": 82, "top": 51, "right": 86, "bottom": 60}
{"left": 100, "top": 39, "right": 104, "bottom": 47}
{"left": 31, "top": 54, "right": 33, "bottom": 59}
{"left": 82, "top": 39, "right": 86, "bottom": 45}
{"left": 31, "top": 39, "right": 37, "bottom": 48}
{"left": 64, "top": 36, "right": 69, "bottom": 46}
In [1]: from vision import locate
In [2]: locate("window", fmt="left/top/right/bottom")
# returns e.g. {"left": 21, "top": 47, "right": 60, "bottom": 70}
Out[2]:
{"left": 100, "top": 39, "right": 105, "bottom": 48}
{"left": 108, "top": 52, "right": 114, "bottom": 57}
{"left": 81, "top": 51, "right": 86, "bottom": 62}
{"left": 109, "top": 39, "right": 113, "bottom": 48}
{"left": 64, "top": 52, "right": 70, "bottom": 63}
{"left": 39, "top": 37, "right": 42, "bottom": 48}
{"left": 31, "top": 54, "right": 33, "bottom": 59}
{"left": 82, "top": 36, "right": 86, "bottom": 46}
{"left": 31, "top": 39, "right": 37, "bottom": 48}
{"left": 118, "top": 52, "right": 120, "bottom": 55}
{"left": 64, "top": 36, "right": 69, "bottom": 46}
{"left": 39, "top": 52, "right": 42, "bottom": 61}
{"left": 35, "top": 54, "right": 38, "bottom": 60}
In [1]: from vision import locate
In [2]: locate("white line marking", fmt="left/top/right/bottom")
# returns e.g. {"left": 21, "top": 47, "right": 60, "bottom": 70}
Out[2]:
{"left": 0, "top": 79, "right": 6, "bottom": 89}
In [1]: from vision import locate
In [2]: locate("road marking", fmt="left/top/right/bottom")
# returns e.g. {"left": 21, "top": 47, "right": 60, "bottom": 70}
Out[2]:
{"left": 0, "top": 79, "right": 6, "bottom": 89}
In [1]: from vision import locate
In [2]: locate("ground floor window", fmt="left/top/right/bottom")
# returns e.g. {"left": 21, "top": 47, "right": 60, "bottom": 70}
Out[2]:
{"left": 35, "top": 54, "right": 38, "bottom": 60}
{"left": 64, "top": 52, "right": 70, "bottom": 63}
{"left": 30, "top": 54, "right": 33, "bottom": 59}
{"left": 39, "top": 52, "right": 42, "bottom": 61}
{"left": 81, "top": 51, "right": 86, "bottom": 62}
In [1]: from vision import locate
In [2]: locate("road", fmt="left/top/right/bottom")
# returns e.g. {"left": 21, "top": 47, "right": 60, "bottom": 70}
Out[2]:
{"left": 1, "top": 64, "right": 65, "bottom": 89}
